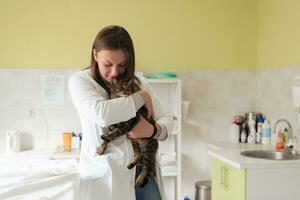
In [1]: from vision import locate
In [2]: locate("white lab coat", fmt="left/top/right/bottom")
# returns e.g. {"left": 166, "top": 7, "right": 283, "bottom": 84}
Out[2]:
{"left": 68, "top": 69, "right": 173, "bottom": 200}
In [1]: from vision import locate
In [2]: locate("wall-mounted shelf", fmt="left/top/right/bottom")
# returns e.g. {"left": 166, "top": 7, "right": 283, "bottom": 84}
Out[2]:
{"left": 147, "top": 78, "right": 182, "bottom": 200}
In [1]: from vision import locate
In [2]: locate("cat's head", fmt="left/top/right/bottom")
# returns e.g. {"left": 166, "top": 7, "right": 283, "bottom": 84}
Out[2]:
{"left": 110, "top": 79, "right": 133, "bottom": 97}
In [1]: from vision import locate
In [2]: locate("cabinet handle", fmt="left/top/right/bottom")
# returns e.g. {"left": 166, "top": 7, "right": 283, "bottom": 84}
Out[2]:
{"left": 225, "top": 168, "right": 229, "bottom": 191}
{"left": 221, "top": 166, "right": 225, "bottom": 188}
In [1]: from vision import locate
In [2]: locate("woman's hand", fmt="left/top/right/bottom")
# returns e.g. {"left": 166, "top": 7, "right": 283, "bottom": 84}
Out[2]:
{"left": 128, "top": 115, "right": 160, "bottom": 139}
{"left": 138, "top": 90, "right": 154, "bottom": 119}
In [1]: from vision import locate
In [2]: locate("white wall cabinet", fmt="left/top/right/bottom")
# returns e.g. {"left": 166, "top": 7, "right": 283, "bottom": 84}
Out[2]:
{"left": 147, "top": 78, "right": 182, "bottom": 200}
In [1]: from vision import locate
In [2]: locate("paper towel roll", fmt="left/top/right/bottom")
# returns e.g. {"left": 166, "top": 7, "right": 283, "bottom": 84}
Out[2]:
{"left": 292, "top": 86, "right": 300, "bottom": 107}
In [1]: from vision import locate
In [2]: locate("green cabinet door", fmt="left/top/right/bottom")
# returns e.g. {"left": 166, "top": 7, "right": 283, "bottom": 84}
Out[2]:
{"left": 212, "top": 158, "right": 246, "bottom": 200}
{"left": 227, "top": 162, "right": 246, "bottom": 200}
{"left": 212, "top": 159, "right": 228, "bottom": 200}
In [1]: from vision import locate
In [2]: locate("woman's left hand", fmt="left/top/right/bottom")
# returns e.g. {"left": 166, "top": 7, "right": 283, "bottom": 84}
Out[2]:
{"left": 128, "top": 115, "right": 156, "bottom": 139}
{"left": 137, "top": 90, "right": 154, "bottom": 119}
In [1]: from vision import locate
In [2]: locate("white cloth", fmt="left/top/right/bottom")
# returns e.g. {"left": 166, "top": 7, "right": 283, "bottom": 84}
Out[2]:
{"left": 68, "top": 69, "right": 173, "bottom": 200}
{"left": 0, "top": 158, "right": 79, "bottom": 200}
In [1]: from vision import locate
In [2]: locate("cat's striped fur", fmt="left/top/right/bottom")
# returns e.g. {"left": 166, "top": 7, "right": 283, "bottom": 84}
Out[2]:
{"left": 97, "top": 78, "right": 159, "bottom": 187}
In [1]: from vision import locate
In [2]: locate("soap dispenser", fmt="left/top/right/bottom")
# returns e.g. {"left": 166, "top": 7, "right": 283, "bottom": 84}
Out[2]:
{"left": 283, "top": 128, "right": 289, "bottom": 144}
{"left": 283, "top": 127, "right": 293, "bottom": 147}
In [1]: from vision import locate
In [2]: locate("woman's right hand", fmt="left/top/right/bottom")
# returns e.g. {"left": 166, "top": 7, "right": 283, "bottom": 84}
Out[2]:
{"left": 138, "top": 90, "right": 154, "bottom": 119}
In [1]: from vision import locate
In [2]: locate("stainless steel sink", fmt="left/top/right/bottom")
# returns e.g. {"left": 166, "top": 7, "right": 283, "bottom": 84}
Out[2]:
{"left": 240, "top": 150, "right": 300, "bottom": 160}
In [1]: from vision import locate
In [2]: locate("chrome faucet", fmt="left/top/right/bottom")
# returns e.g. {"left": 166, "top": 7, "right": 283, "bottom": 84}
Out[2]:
{"left": 273, "top": 119, "right": 294, "bottom": 150}
{"left": 273, "top": 119, "right": 293, "bottom": 139}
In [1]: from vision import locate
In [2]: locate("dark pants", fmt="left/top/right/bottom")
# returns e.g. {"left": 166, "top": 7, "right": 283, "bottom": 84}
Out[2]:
{"left": 135, "top": 166, "right": 162, "bottom": 200}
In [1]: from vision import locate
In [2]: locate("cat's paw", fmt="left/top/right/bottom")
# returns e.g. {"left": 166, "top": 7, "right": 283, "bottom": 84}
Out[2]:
{"left": 135, "top": 176, "right": 148, "bottom": 188}
{"left": 96, "top": 146, "right": 105, "bottom": 155}
{"left": 127, "top": 163, "right": 136, "bottom": 169}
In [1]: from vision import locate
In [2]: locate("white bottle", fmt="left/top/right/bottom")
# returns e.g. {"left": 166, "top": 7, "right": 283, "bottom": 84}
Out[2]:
{"left": 241, "top": 124, "right": 247, "bottom": 143}
{"left": 261, "top": 120, "right": 271, "bottom": 145}
{"left": 72, "top": 135, "right": 80, "bottom": 150}
{"left": 229, "top": 122, "right": 240, "bottom": 143}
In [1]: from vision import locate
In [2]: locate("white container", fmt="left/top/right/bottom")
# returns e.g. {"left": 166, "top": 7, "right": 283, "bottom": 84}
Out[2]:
{"left": 229, "top": 123, "right": 240, "bottom": 143}
{"left": 72, "top": 136, "right": 80, "bottom": 150}
{"left": 261, "top": 120, "right": 271, "bottom": 144}
{"left": 159, "top": 152, "right": 177, "bottom": 165}
{"left": 6, "top": 130, "right": 21, "bottom": 153}
{"left": 241, "top": 125, "right": 247, "bottom": 143}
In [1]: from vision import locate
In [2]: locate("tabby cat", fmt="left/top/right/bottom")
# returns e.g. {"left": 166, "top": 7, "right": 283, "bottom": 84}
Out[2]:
{"left": 97, "top": 78, "right": 159, "bottom": 187}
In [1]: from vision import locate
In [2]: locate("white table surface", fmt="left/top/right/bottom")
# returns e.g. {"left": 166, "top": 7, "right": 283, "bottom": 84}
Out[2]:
{"left": 0, "top": 150, "right": 79, "bottom": 200}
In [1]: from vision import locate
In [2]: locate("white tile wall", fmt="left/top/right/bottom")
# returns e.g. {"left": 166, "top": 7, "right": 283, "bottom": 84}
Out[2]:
{"left": 1, "top": 66, "right": 300, "bottom": 198}
{"left": 0, "top": 68, "right": 82, "bottom": 151}
{"left": 257, "top": 66, "right": 300, "bottom": 147}
{"left": 176, "top": 69, "right": 258, "bottom": 197}
{"left": 175, "top": 66, "right": 300, "bottom": 197}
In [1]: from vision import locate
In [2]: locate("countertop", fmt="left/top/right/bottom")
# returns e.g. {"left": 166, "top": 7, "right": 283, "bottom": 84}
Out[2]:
{"left": 206, "top": 141, "right": 300, "bottom": 169}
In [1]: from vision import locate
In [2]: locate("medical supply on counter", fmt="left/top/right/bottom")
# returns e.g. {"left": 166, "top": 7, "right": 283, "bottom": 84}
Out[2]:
{"left": 244, "top": 112, "right": 261, "bottom": 143}
{"left": 256, "top": 116, "right": 264, "bottom": 144}
{"left": 230, "top": 115, "right": 244, "bottom": 143}
{"left": 231, "top": 112, "right": 269, "bottom": 144}
{"left": 62, "top": 132, "right": 72, "bottom": 151}
{"left": 241, "top": 124, "right": 247, "bottom": 143}
{"left": 72, "top": 133, "right": 80, "bottom": 150}
{"left": 247, "top": 119, "right": 256, "bottom": 144}
{"left": 261, "top": 120, "right": 271, "bottom": 145}
{"left": 283, "top": 128, "right": 289, "bottom": 144}
{"left": 229, "top": 121, "right": 240, "bottom": 143}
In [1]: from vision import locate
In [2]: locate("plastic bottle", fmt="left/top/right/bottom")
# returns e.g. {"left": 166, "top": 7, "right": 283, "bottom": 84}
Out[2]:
{"left": 261, "top": 120, "right": 271, "bottom": 145}
{"left": 256, "top": 115, "right": 264, "bottom": 144}
{"left": 247, "top": 119, "right": 256, "bottom": 144}
{"left": 241, "top": 124, "right": 247, "bottom": 143}
{"left": 229, "top": 122, "right": 240, "bottom": 143}
{"left": 283, "top": 128, "right": 289, "bottom": 145}
{"left": 284, "top": 128, "right": 294, "bottom": 148}
{"left": 72, "top": 134, "right": 80, "bottom": 150}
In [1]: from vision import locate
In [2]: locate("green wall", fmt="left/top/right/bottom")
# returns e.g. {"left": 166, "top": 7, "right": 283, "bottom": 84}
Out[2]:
{"left": 257, "top": 0, "right": 300, "bottom": 68}
{"left": 0, "top": 0, "right": 257, "bottom": 70}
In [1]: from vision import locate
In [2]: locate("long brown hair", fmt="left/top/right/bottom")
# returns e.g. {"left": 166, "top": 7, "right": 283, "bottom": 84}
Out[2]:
{"left": 88, "top": 25, "right": 138, "bottom": 94}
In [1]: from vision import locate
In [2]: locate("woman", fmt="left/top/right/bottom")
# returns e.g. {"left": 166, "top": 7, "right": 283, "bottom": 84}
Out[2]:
{"left": 68, "top": 25, "right": 173, "bottom": 200}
